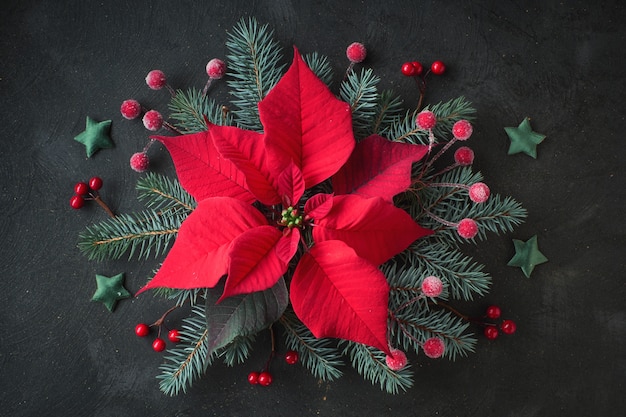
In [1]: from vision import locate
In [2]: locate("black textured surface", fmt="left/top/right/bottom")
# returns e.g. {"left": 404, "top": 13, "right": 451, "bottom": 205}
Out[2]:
{"left": 2, "top": 1, "right": 625, "bottom": 416}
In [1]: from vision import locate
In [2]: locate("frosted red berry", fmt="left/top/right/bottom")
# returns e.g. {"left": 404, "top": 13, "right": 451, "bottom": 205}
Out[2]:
{"left": 421, "top": 275, "right": 443, "bottom": 298}
{"left": 206, "top": 58, "right": 226, "bottom": 79}
{"left": 457, "top": 218, "right": 478, "bottom": 239}
{"left": 469, "top": 182, "right": 490, "bottom": 203}
{"left": 247, "top": 371, "right": 259, "bottom": 385}
{"left": 416, "top": 110, "right": 437, "bottom": 129}
{"left": 423, "top": 337, "right": 445, "bottom": 358}
{"left": 70, "top": 195, "right": 85, "bottom": 209}
{"left": 411, "top": 61, "right": 423, "bottom": 76}
{"left": 346, "top": 42, "right": 367, "bottom": 63}
{"left": 285, "top": 350, "right": 299, "bottom": 365}
{"left": 500, "top": 319, "right": 517, "bottom": 335}
{"left": 145, "top": 70, "right": 167, "bottom": 90}
{"left": 88, "top": 176, "right": 103, "bottom": 191}
{"left": 452, "top": 120, "right": 473, "bottom": 141}
{"left": 152, "top": 338, "right": 166, "bottom": 352}
{"left": 484, "top": 325, "right": 499, "bottom": 340}
{"left": 135, "top": 323, "right": 150, "bottom": 337}
{"left": 120, "top": 99, "right": 142, "bottom": 120}
{"left": 385, "top": 348, "right": 408, "bottom": 371}
{"left": 401, "top": 62, "right": 416, "bottom": 76}
{"left": 130, "top": 152, "right": 150, "bottom": 172}
{"left": 430, "top": 60, "right": 446, "bottom": 75}
{"left": 454, "top": 146, "right": 474, "bottom": 166}
{"left": 168, "top": 329, "right": 181, "bottom": 343}
{"left": 74, "top": 182, "right": 89, "bottom": 196}
{"left": 142, "top": 110, "right": 163, "bottom": 131}
{"left": 257, "top": 371, "right": 273, "bottom": 386}
{"left": 486, "top": 305, "right": 501, "bottom": 320}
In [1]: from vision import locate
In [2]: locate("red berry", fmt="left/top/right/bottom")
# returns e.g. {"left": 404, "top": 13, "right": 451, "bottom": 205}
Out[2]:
{"left": 385, "top": 348, "right": 408, "bottom": 371}
{"left": 469, "top": 182, "right": 490, "bottom": 204}
{"left": 423, "top": 337, "right": 445, "bottom": 358}
{"left": 485, "top": 305, "right": 501, "bottom": 320}
{"left": 257, "top": 371, "right": 273, "bottom": 386}
{"left": 74, "top": 182, "right": 89, "bottom": 196}
{"left": 454, "top": 146, "right": 474, "bottom": 166}
{"left": 88, "top": 176, "right": 103, "bottom": 191}
{"left": 411, "top": 61, "right": 423, "bottom": 76}
{"left": 401, "top": 62, "right": 416, "bottom": 76}
{"left": 142, "top": 110, "right": 163, "bottom": 131}
{"left": 145, "top": 70, "right": 167, "bottom": 90}
{"left": 247, "top": 371, "right": 259, "bottom": 385}
{"left": 346, "top": 42, "right": 367, "bottom": 63}
{"left": 457, "top": 218, "right": 478, "bottom": 239}
{"left": 430, "top": 60, "right": 446, "bottom": 75}
{"left": 484, "top": 325, "right": 499, "bottom": 340}
{"left": 416, "top": 110, "right": 437, "bottom": 129}
{"left": 130, "top": 152, "right": 150, "bottom": 172}
{"left": 135, "top": 323, "right": 150, "bottom": 337}
{"left": 69, "top": 195, "right": 84, "bottom": 209}
{"left": 168, "top": 329, "right": 181, "bottom": 343}
{"left": 206, "top": 58, "right": 227, "bottom": 79}
{"left": 120, "top": 99, "right": 142, "bottom": 120}
{"left": 152, "top": 338, "right": 166, "bottom": 352}
{"left": 421, "top": 275, "right": 443, "bottom": 297}
{"left": 452, "top": 120, "right": 473, "bottom": 141}
{"left": 285, "top": 350, "right": 299, "bottom": 365}
{"left": 500, "top": 319, "right": 517, "bottom": 335}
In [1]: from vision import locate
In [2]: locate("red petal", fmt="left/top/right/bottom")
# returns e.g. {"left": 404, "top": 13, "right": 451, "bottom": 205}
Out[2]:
{"left": 277, "top": 161, "right": 305, "bottom": 206}
{"left": 290, "top": 240, "right": 390, "bottom": 354}
{"left": 332, "top": 134, "right": 428, "bottom": 202}
{"left": 259, "top": 48, "right": 355, "bottom": 189}
{"left": 137, "top": 197, "right": 267, "bottom": 293}
{"left": 313, "top": 194, "right": 433, "bottom": 265}
{"left": 304, "top": 193, "right": 334, "bottom": 220}
{"left": 209, "top": 124, "right": 281, "bottom": 205}
{"left": 155, "top": 132, "right": 255, "bottom": 203}
{"left": 220, "top": 227, "right": 299, "bottom": 300}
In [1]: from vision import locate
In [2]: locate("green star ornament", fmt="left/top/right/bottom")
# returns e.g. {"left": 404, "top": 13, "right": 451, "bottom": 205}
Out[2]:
{"left": 507, "top": 235, "right": 548, "bottom": 278}
{"left": 91, "top": 273, "right": 131, "bottom": 312}
{"left": 504, "top": 118, "right": 546, "bottom": 158}
{"left": 74, "top": 117, "right": 114, "bottom": 157}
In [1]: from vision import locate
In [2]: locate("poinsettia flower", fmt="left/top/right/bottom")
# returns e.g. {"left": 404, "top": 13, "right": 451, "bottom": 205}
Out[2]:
{"left": 138, "top": 48, "right": 432, "bottom": 353}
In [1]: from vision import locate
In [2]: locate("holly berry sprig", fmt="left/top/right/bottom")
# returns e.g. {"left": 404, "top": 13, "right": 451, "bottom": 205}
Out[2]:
{"left": 401, "top": 60, "right": 446, "bottom": 110}
{"left": 433, "top": 302, "right": 517, "bottom": 341}
{"left": 246, "top": 326, "right": 300, "bottom": 387}
{"left": 70, "top": 176, "right": 115, "bottom": 217}
{"left": 135, "top": 305, "right": 182, "bottom": 352}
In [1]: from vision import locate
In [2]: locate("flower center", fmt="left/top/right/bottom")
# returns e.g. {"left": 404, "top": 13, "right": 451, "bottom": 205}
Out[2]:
{"left": 279, "top": 206, "right": 303, "bottom": 229}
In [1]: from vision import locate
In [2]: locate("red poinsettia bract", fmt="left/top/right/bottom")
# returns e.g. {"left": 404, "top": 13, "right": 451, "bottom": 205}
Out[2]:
{"left": 138, "top": 48, "right": 432, "bottom": 354}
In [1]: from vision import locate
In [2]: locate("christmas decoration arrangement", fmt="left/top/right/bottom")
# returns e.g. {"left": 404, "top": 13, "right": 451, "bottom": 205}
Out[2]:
{"left": 73, "top": 18, "right": 546, "bottom": 395}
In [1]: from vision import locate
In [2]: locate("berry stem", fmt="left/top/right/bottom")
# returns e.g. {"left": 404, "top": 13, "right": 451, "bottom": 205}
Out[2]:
{"left": 162, "top": 121, "right": 183, "bottom": 135}
{"left": 262, "top": 324, "right": 277, "bottom": 372}
{"left": 151, "top": 305, "right": 180, "bottom": 328}
{"left": 202, "top": 79, "right": 213, "bottom": 97}
{"left": 93, "top": 195, "right": 115, "bottom": 218}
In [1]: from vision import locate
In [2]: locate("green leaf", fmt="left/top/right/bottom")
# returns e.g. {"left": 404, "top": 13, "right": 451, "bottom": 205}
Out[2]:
{"left": 205, "top": 278, "right": 288, "bottom": 356}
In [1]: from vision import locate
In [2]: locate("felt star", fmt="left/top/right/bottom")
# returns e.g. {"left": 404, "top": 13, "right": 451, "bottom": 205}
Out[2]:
{"left": 91, "top": 273, "right": 131, "bottom": 312}
{"left": 74, "top": 117, "right": 114, "bottom": 157}
{"left": 507, "top": 235, "right": 548, "bottom": 278}
{"left": 504, "top": 118, "right": 545, "bottom": 158}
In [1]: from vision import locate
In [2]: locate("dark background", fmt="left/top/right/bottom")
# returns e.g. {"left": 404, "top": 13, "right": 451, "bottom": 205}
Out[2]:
{"left": 2, "top": 0, "right": 624, "bottom": 416}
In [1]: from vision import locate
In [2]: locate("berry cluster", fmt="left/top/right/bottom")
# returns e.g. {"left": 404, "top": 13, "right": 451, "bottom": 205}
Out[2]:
{"left": 401, "top": 60, "right": 446, "bottom": 110}
{"left": 247, "top": 350, "right": 299, "bottom": 387}
{"left": 135, "top": 306, "right": 182, "bottom": 352}
{"left": 69, "top": 176, "right": 114, "bottom": 217}
{"left": 482, "top": 305, "right": 517, "bottom": 340}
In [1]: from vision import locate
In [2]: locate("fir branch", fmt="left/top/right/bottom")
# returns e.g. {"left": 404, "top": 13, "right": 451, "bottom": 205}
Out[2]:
{"left": 340, "top": 68, "right": 380, "bottom": 139}
{"left": 340, "top": 341, "right": 413, "bottom": 394}
{"left": 168, "top": 88, "right": 234, "bottom": 133}
{"left": 371, "top": 89, "right": 404, "bottom": 136}
{"left": 303, "top": 52, "right": 333, "bottom": 87}
{"left": 389, "top": 307, "right": 476, "bottom": 361}
{"left": 152, "top": 288, "right": 205, "bottom": 307}
{"left": 158, "top": 304, "right": 215, "bottom": 396}
{"left": 280, "top": 311, "right": 344, "bottom": 381}
{"left": 226, "top": 17, "right": 286, "bottom": 130}
{"left": 77, "top": 210, "right": 183, "bottom": 262}
{"left": 384, "top": 262, "right": 450, "bottom": 314}
{"left": 221, "top": 335, "right": 256, "bottom": 366}
{"left": 136, "top": 172, "right": 196, "bottom": 213}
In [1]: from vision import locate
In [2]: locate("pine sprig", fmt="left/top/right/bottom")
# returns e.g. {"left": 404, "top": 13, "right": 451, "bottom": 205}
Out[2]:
{"left": 371, "top": 89, "right": 404, "bottom": 136}
{"left": 340, "top": 341, "right": 413, "bottom": 394}
{"left": 226, "top": 18, "right": 286, "bottom": 130}
{"left": 280, "top": 311, "right": 344, "bottom": 381}
{"left": 158, "top": 304, "right": 215, "bottom": 396}
{"left": 168, "top": 88, "right": 234, "bottom": 133}
{"left": 303, "top": 52, "right": 333, "bottom": 87}
{"left": 153, "top": 288, "right": 205, "bottom": 307}
{"left": 340, "top": 68, "right": 380, "bottom": 139}
{"left": 221, "top": 335, "right": 256, "bottom": 366}
{"left": 77, "top": 210, "right": 183, "bottom": 262}
{"left": 136, "top": 172, "right": 196, "bottom": 213}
